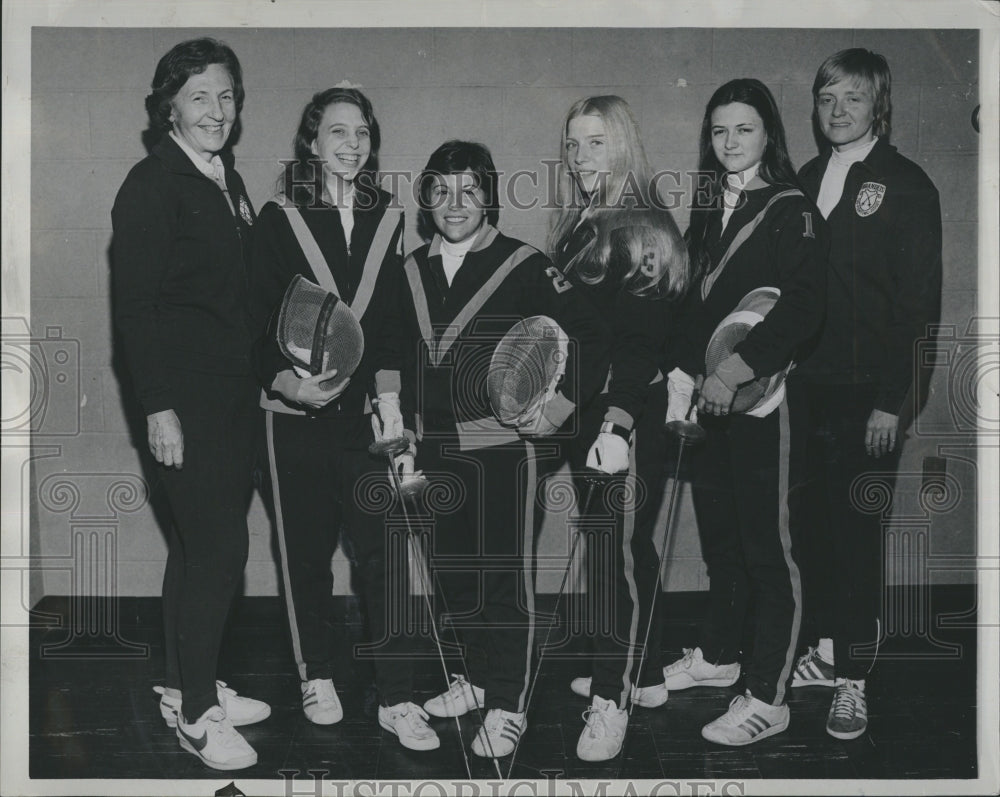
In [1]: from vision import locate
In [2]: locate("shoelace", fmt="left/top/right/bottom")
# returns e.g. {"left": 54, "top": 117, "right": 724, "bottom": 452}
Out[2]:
{"left": 399, "top": 703, "right": 432, "bottom": 733}
{"left": 722, "top": 694, "right": 753, "bottom": 724}
{"left": 667, "top": 648, "right": 695, "bottom": 672}
{"left": 831, "top": 683, "right": 864, "bottom": 719}
{"left": 190, "top": 707, "right": 242, "bottom": 749}
{"left": 581, "top": 705, "right": 620, "bottom": 739}
{"left": 483, "top": 710, "right": 505, "bottom": 732}
{"left": 446, "top": 674, "right": 470, "bottom": 695}
{"left": 798, "top": 646, "right": 820, "bottom": 665}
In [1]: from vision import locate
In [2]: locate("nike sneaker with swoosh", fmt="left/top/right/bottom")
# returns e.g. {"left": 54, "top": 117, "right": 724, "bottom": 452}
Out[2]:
{"left": 176, "top": 705, "right": 257, "bottom": 770}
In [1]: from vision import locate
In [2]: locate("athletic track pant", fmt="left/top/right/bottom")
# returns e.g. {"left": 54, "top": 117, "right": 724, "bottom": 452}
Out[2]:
{"left": 265, "top": 410, "right": 416, "bottom": 706}
{"left": 689, "top": 397, "right": 801, "bottom": 706}
{"left": 419, "top": 435, "right": 538, "bottom": 714}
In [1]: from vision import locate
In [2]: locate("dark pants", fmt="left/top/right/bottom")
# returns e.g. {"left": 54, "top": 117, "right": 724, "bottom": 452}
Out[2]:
{"left": 584, "top": 384, "right": 671, "bottom": 706}
{"left": 160, "top": 369, "right": 259, "bottom": 723}
{"left": 786, "top": 377, "right": 900, "bottom": 680}
{"left": 420, "top": 436, "right": 538, "bottom": 714}
{"left": 265, "top": 410, "right": 416, "bottom": 706}
{"left": 690, "top": 399, "right": 801, "bottom": 706}
{"left": 535, "top": 382, "right": 672, "bottom": 708}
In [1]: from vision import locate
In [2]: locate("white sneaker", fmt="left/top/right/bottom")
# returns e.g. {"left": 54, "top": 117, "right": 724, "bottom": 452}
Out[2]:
{"left": 569, "top": 676, "right": 668, "bottom": 708}
{"left": 176, "top": 705, "right": 257, "bottom": 770}
{"left": 154, "top": 681, "right": 271, "bottom": 728}
{"left": 378, "top": 702, "right": 441, "bottom": 751}
{"left": 423, "top": 674, "right": 485, "bottom": 718}
{"left": 662, "top": 647, "right": 740, "bottom": 691}
{"left": 701, "top": 690, "right": 789, "bottom": 746}
{"left": 470, "top": 708, "right": 526, "bottom": 758}
{"left": 301, "top": 678, "right": 343, "bottom": 725}
{"left": 576, "top": 695, "right": 629, "bottom": 761}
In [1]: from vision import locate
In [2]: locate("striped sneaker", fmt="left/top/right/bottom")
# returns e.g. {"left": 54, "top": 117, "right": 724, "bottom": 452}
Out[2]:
{"left": 791, "top": 646, "right": 836, "bottom": 687}
{"left": 423, "top": 674, "right": 485, "bottom": 718}
{"left": 470, "top": 708, "right": 526, "bottom": 758}
{"left": 569, "top": 676, "right": 668, "bottom": 708}
{"left": 154, "top": 682, "right": 271, "bottom": 728}
{"left": 701, "top": 691, "right": 789, "bottom": 746}
{"left": 301, "top": 678, "right": 343, "bottom": 725}
{"left": 826, "top": 678, "right": 868, "bottom": 740}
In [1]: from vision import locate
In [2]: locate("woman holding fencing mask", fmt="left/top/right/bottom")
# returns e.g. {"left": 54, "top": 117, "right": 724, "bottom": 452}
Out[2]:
{"left": 248, "top": 86, "right": 436, "bottom": 751}
{"left": 549, "top": 95, "right": 690, "bottom": 762}
{"left": 395, "top": 140, "right": 608, "bottom": 761}
{"left": 664, "top": 78, "right": 827, "bottom": 746}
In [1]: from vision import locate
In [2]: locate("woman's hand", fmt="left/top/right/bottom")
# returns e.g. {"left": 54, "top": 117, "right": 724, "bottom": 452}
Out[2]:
{"left": 147, "top": 409, "right": 184, "bottom": 468}
{"left": 865, "top": 409, "right": 899, "bottom": 458}
{"left": 697, "top": 373, "right": 736, "bottom": 416}
{"left": 272, "top": 368, "right": 350, "bottom": 409}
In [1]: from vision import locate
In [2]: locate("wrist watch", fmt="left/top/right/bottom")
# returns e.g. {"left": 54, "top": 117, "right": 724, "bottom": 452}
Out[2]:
{"left": 601, "top": 421, "right": 631, "bottom": 442}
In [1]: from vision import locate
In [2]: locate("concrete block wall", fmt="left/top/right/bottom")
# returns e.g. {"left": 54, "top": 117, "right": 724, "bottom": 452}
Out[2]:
{"left": 28, "top": 27, "right": 980, "bottom": 598}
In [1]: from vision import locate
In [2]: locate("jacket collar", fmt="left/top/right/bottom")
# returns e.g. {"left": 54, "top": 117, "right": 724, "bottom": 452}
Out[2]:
{"left": 428, "top": 223, "right": 498, "bottom": 260}
{"left": 808, "top": 136, "right": 896, "bottom": 182}
{"left": 151, "top": 133, "right": 235, "bottom": 178}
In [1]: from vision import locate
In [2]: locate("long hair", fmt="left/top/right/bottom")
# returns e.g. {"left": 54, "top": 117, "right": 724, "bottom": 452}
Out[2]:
{"left": 812, "top": 48, "right": 892, "bottom": 140}
{"left": 548, "top": 95, "right": 688, "bottom": 299}
{"left": 686, "top": 78, "right": 799, "bottom": 279}
{"left": 145, "top": 38, "right": 244, "bottom": 131}
{"left": 279, "top": 87, "right": 382, "bottom": 209}
{"left": 416, "top": 140, "right": 500, "bottom": 243}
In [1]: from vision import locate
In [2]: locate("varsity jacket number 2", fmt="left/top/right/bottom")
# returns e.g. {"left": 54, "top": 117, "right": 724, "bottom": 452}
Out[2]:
{"left": 397, "top": 225, "right": 610, "bottom": 451}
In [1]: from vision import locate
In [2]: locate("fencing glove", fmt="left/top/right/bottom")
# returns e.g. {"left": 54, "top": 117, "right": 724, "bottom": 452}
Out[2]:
{"left": 586, "top": 431, "right": 630, "bottom": 475}
{"left": 666, "top": 367, "right": 697, "bottom": 425}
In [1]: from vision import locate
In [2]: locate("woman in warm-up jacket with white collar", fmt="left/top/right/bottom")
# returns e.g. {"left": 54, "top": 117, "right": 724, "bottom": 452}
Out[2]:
{"left": 665, "top": 78, "right": 828, "bottom": 746}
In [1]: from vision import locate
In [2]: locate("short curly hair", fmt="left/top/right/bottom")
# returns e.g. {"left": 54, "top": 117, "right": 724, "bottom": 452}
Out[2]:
{"left": 416, "top": 140, "right": 500, "bottom": 242}
{"left": 144, "top": 38, "right": 244, "bottom": 131}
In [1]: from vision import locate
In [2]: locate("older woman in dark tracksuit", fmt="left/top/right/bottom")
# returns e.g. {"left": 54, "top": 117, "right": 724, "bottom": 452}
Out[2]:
{"left": 112, "top": 37, "right": 268, "bottom": 772}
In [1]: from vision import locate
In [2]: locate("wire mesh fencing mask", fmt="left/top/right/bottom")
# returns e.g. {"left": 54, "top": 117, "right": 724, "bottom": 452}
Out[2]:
{"left": 276, "top": 274, "right": 364, "bottom": 384}
{"left": 488, "top": 315, "right": 569, "bottom": 427}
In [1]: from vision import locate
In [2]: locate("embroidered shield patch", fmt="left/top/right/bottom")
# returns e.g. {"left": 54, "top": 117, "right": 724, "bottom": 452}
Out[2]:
{"left": 855, "top": 182, "right": 886, "bottom": 217}
{"left": 239, "top": 195, "right": 254, "bottom": 226}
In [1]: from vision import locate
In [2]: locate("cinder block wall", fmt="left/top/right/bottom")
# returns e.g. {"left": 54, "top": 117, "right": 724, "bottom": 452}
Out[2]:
{"left": 28, "top": 27, "right": 980, "bottom": 599}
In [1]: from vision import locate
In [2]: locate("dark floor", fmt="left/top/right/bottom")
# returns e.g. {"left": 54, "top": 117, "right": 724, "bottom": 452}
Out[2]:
{"left": 29, "top": 586, "right": 979, "bottom": 785}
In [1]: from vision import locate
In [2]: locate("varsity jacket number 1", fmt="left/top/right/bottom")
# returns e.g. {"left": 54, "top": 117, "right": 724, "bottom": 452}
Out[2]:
{"left": 672, "top": 179, "right": 830, "bottom": 383}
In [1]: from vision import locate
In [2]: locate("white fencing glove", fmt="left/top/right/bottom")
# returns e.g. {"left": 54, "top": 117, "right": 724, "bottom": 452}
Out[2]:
{"left": 586, "top": 430, "right": 630, "bottom": 475}
{"left": 666, "top": 367, "right": 697, "bottom": 425}
{"left": 375, "top": 392, "right": 405, "bottom": 441}
{"left": 371, "top": 405, "right": 424, "bottom": 492}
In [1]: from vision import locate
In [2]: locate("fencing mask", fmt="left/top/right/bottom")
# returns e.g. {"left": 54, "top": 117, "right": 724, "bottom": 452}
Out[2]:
{"left": 705, "top": 287, "right": 788, "bottom": 416}
{"left": 488, "top": 315, "right": 569, "bottom": 428}
{"left": 276, "top": 274, "right": 364, "bottom": 386}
